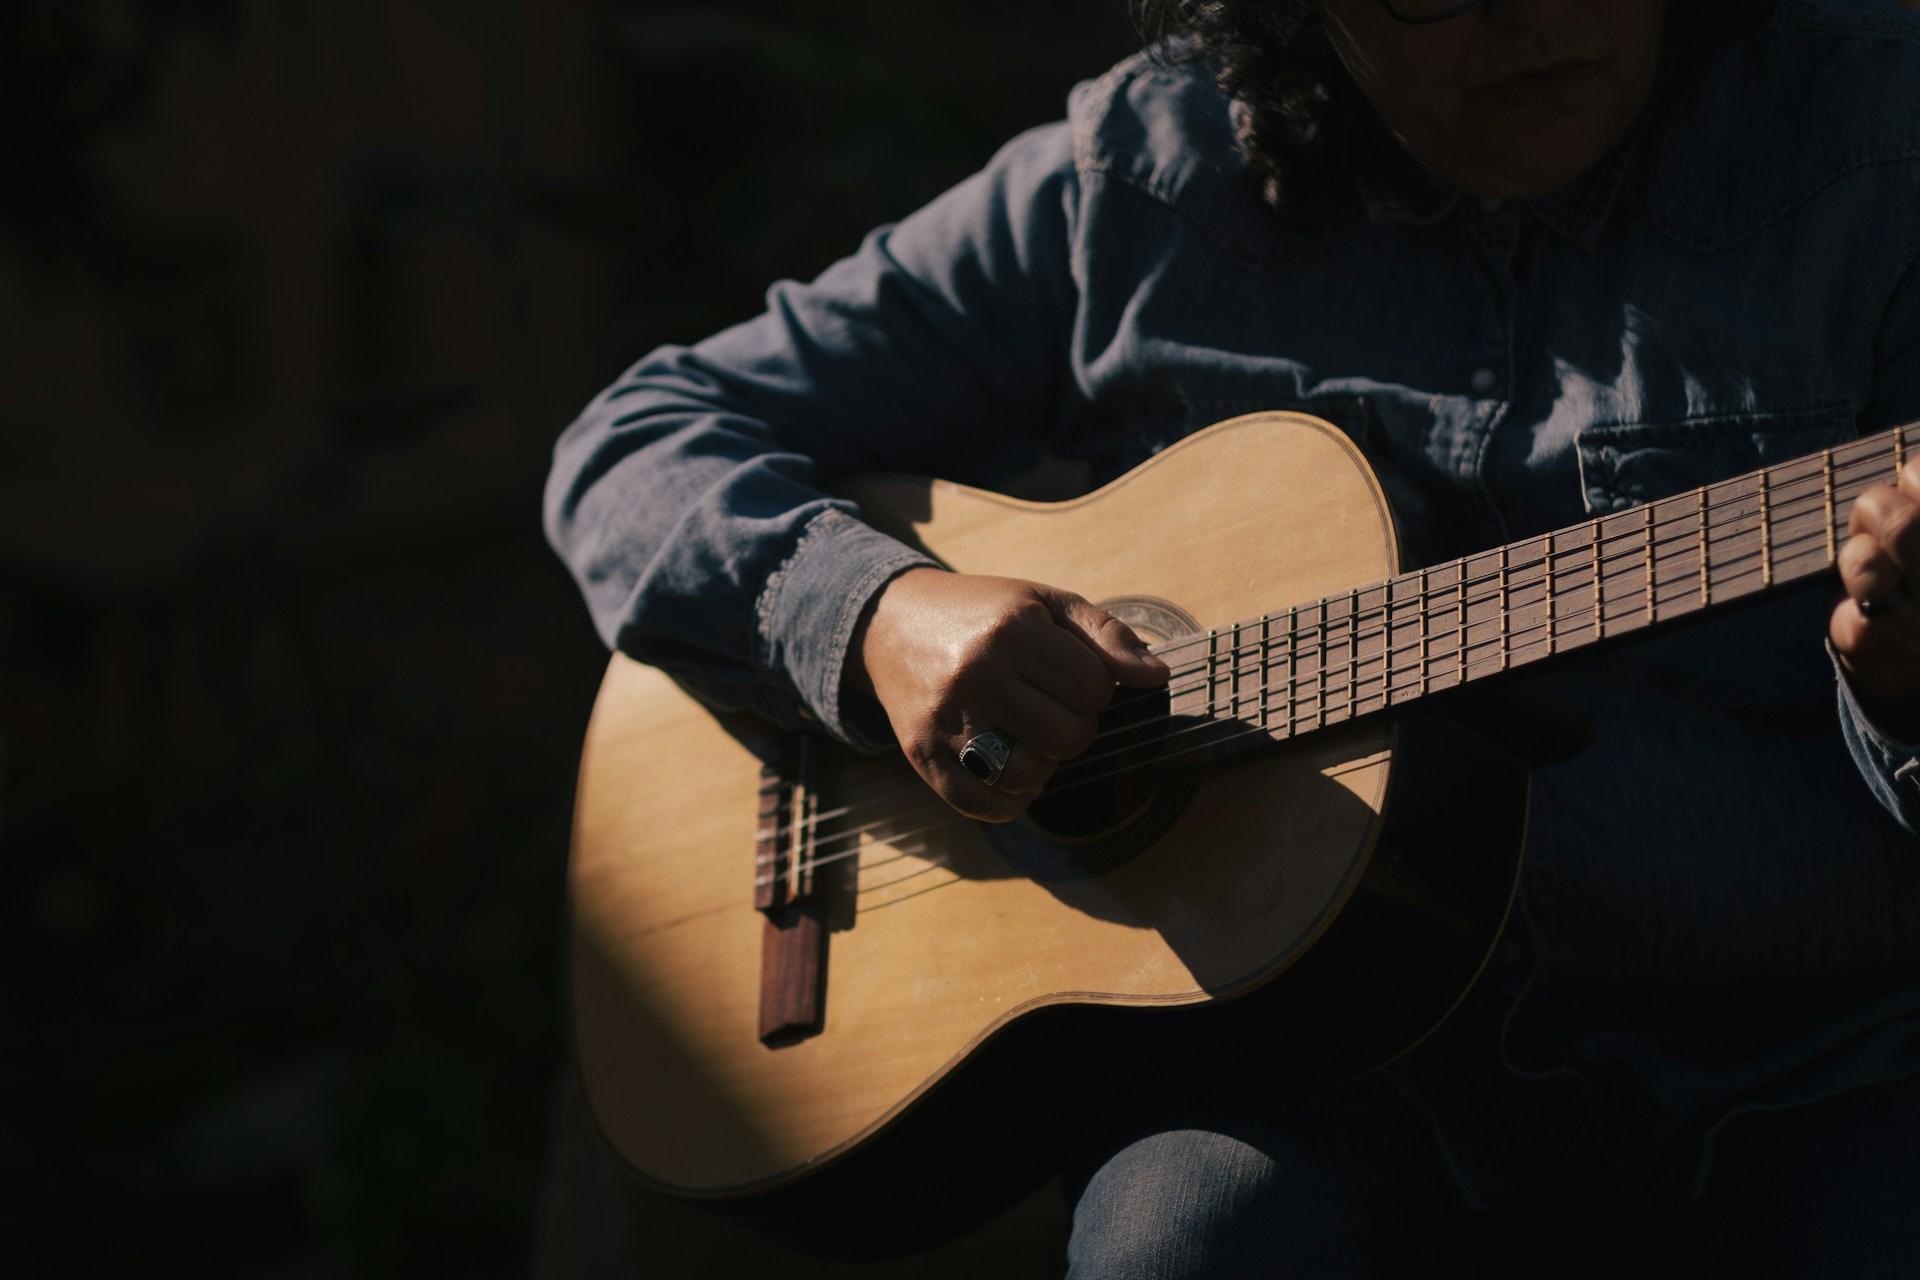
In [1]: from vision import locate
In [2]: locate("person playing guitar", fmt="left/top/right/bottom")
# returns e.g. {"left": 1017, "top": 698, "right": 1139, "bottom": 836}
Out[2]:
{"left": 546, "top": 1, "right": 1920, "bottom": 1272}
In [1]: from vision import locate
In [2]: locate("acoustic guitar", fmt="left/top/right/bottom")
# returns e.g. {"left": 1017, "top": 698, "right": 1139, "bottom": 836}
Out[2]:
{"left": 566, "top": 410, "right": 1909, "bottom": 1247}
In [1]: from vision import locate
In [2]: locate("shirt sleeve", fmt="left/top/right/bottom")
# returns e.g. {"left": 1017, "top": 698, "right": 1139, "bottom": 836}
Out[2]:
{"left": 542, "top": 122, "right": 1081, "bottom": 748}
{"left": 1837, "top": 196, "right": 1920, "bottom": 833}
{"left": 1832, "top": 640, "right": 1920, "bottom": 834}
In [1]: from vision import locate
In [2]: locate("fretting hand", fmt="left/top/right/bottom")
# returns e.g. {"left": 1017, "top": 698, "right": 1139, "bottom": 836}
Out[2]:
{"left": 1832, "top": 457, "right": 1920, "bottom": 739}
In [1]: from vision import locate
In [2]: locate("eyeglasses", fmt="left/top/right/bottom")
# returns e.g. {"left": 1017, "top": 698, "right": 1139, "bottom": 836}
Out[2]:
{"left": 1381, "top": 0, "right": 1484, "bottom": 22}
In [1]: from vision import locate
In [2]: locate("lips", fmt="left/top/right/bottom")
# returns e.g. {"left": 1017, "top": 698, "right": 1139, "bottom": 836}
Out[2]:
{"left": 1474, "top": 58, "right": 1606, "bottom": 109}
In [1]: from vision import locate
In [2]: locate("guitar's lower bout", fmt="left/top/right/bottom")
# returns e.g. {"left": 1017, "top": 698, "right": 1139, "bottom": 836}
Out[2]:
{"left": 567, "top": 413, "right": 1530, "bottom": 1253}
{"left": 629, "top": 709, "right": 1529, "bottom": 1260}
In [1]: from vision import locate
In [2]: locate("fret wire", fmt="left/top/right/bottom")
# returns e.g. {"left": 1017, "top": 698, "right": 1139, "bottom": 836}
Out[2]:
{"left": 1456, "top": 564, "right": 1468, "bottom": 687}
{"left": 1313, "top": 602, "right": 1327, "bottom": 730}
{"left": 1271, "top": 438, "right": 1893, "bottom": 672}
{"left": 1273, "top": 612, "right": 1287, "bottom": 732}
{"left": 1231, "top": 620, "right": 1244, "bottom": 723}
{"left": 1594, "top": 517, "right": 1605, "bottom": 640}
{"left": 1642, "top": 504, "right": 1656, "bottom": 625}
{"left": 789, "top": 446, "right": 1916, "bottom": 849}
{"left": 1759, "top": 468, "right": 1773, "bottom": 588}
{"left": 1290, "top": 437, "right": 1889, "bottom": 679}
{"left": 1348, "top": 588, "right": 1359, "bottom": 718}
{"left": 1536, "top": 533, "right": 1551, "bottom": 656}
{"left": 1175, "top": 498, "right": 1866, "bottom": 740}
{"left": 1257, "top": 613, "right": 1270, "bottom": 732}
{"left": 1696, "top": 486, "right": 1710, "bottom": 607}
{"left": 1264, "top": 611, "right": 1278, "bottom": 736}
{"left": 1290, "top": 611, "right": 1301, "bottom": 732}
{"left": 1206, "top": 628, "right": 1219, "bottom": 719}
{"left": 1823, "top": 448, "right": 1837, "bottom": 563}
{"left": 1156, "top": 433, "right": 1905, "bottom": 703}
{"left": 1419, "top": 568, "right": 1431, "bottom": 694}
{"left": 1182, "top": 510, "right": 1814, "bottom": 705}
{"left": 1489, "top": 545, "right": 1505, "bottom": 675}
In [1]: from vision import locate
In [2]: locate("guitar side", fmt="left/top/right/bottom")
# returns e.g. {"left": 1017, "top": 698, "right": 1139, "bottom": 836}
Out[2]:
{"left": 567, "top": 412, "right": 1523, "bottom": 1206}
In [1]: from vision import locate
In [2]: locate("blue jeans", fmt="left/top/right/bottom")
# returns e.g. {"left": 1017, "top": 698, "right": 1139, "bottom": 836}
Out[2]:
{"left": 1063, "top": 1069, "right": 1920, "bottom": 1278}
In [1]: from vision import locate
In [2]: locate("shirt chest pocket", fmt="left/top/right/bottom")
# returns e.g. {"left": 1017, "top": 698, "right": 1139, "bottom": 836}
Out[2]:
{"left": 1575, "top": 403, "right": 1857, "bottom": 514}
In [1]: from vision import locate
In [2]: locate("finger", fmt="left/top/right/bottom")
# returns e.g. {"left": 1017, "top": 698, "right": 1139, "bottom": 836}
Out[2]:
{"left": 1829, "top": 583, "right": 1920, "bottom": 667}
{"left": 1901, "top": 457, "right": 1920, "bottom": 506}
{"left": 1830, "top": 587, "right": 1874, "bottom": 660}
{"left": 940, "top": 738, "right": 1054, "bottom": 820}
{"left": 1037, "top": 588, "right": 1171, "bottom": 688}
{"left": 998, "top": 680, "right": 1100, "bottom": 762}
{"left": 1837, "top": 530, "right": 1904, "bottom": 605}
{"left": 1019, "top": 619, "right": 1124, "bottom": 714}
{"left": 1848, "top": 482, "right": 1920, "bottom": 575}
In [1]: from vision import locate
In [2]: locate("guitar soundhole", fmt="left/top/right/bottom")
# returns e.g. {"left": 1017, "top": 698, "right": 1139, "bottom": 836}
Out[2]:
{"left": 985, "top": 597, "right": 1200, "bottom": 880}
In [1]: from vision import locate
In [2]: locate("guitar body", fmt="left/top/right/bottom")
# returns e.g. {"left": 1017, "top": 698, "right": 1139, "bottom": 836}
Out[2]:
{"left": 568, "top": 412, "right": 1532, "bottom": 1249}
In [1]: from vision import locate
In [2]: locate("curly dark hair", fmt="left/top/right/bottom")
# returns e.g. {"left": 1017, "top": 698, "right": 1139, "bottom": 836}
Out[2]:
{"left": 1129, "top": 1, "right": 1775, "bottom": 214}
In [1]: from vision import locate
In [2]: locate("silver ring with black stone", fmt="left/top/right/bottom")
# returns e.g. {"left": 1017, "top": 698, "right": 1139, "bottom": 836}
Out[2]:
{"left": 958, "top": 730, "right": 1013, "bottom": 788}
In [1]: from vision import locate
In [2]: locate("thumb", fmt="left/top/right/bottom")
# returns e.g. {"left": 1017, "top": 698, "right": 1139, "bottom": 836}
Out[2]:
{"left": 1040, "top": 588, "right": 1170, "bottom": 688}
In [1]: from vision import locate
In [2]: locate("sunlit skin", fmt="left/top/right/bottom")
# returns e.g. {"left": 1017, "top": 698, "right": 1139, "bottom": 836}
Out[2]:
{"left": 848, "top": 1, "right": 1920, "bottom": 818}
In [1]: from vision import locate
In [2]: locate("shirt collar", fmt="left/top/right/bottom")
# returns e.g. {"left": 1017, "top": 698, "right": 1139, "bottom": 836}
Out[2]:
{"left": 1523, "top": 101, "right": 1653, "bottom": 251}
{"left": 1349, "top": 81, "right": 1659, "bottom": 252}
{"left": 1351, "top": 106, "right": 1463, "bottom": 228}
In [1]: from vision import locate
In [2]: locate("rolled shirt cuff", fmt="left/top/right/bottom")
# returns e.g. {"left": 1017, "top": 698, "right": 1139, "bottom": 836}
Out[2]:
{"left": 754, "top": 507, "right": 939, "bottom": 751}
{"left": 1827, "top": 639, "right": 1920, "bottom": 818}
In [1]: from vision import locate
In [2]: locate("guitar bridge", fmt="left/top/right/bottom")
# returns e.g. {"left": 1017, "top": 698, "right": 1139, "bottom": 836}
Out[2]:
{"left": 753, "top": 736, "right": 828, "bottom": 1045}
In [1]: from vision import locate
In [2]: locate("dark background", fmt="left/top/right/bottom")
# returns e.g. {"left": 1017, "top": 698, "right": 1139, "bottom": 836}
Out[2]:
{"left": 2, "top": 1, "right": 1140, "bottom": 1273}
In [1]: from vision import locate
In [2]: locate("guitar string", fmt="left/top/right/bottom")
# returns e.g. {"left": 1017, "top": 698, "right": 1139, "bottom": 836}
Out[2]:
{"left": 762, "top": 465, "right": 1875, "bottom": 873}
{"left": 1130, "top": 503, "right": 1807, "bottom": 720}
{"left": 766, "top": 439, "right": 1891, "bottom": 822}
{"left": 758, "top": 454, "right": 1882, "bottom": 855}
{"left": 850, "top": 751, "right": 1403, "bottom": 896}
{"left": 1084, "top": 434, "right": 1902, "bottom": 673}
{"left": 764, "top": 508, "right": 1855, "bottom": 888}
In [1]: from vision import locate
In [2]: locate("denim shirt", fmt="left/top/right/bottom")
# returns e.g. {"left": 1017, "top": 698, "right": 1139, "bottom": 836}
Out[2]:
{"left": 546, "top": 0, "right": 1920, "bottom": 1207}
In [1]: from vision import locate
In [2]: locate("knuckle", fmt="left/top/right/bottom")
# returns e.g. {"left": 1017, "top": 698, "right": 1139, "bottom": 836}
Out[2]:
{"left": 1011, "top": 598, "right": 1054, "bottom": 630}
{"left": 1839, "top": 533, "right": 1880, "bottom": 580}
{"left": 976, "top": 607, "right": 1037, "bottom": 654}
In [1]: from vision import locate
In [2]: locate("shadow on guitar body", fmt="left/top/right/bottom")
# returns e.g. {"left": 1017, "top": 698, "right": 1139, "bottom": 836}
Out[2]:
{"left": 654, "top": 685, "right": 1586, "bottom": 1260}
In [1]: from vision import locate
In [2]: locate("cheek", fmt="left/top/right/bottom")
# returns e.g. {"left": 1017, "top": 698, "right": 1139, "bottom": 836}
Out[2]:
{"left": 1328, "top": 12, "right": 1475, "bottom": 142}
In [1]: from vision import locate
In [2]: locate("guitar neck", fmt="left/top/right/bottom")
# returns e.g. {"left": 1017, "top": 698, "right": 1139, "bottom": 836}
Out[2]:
{"left": 1160, "top": 420, "right": 1916, "bottom": 746}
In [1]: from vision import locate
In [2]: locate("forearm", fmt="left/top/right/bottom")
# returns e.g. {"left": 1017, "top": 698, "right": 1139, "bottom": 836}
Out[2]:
{"left": 543, "top": 343, "right": 937, "bottom": 745}
{"left": 543, "top": 122, "right": 1081, "bottom": 745}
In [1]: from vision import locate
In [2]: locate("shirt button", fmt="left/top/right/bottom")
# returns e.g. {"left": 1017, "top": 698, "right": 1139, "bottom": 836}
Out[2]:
{"left": 1471, "top": 367, "right": 1499, "bottom": 394}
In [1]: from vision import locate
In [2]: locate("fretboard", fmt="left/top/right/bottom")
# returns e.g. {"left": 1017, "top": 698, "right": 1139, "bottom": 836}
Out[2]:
{"left": 1156, "top": 420, "right": 1915, "bottom": 752}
